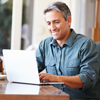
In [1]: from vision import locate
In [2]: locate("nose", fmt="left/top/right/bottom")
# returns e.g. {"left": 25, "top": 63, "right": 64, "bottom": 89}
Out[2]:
{"left": 51, "top": 23, "right": 56, "bottom": 31}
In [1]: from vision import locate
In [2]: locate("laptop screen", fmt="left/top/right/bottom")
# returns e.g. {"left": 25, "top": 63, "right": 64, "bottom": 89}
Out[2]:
{"left": 3, "top": 50, "right": 40, "bottom": 84}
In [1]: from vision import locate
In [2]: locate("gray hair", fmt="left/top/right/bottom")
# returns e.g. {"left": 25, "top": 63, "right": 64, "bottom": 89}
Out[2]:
{"left": 44, "top": 1, "right": 71, "bottom": 21}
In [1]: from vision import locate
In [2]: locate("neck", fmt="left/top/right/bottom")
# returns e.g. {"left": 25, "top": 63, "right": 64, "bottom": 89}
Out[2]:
{"left": 57, "top": 29, "right": 71, "bottom": 47}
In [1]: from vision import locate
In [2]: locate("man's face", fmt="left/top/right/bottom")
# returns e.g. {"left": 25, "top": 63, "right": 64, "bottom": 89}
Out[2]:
{"left": 45, "top": 10, "right": 71, "bottom": 42}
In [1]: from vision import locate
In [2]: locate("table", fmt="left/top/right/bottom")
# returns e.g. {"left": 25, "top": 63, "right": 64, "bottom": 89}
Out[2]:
{"left": 0, "top": 80, "right": 69, "bottom": 100}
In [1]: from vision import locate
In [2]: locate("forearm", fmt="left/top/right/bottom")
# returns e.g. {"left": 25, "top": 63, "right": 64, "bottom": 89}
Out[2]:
{"left": 39, "top": 73, "right": 84, "bottom": 89}
{"left": 56, "top": 75, "right": 84, "bottom": 89}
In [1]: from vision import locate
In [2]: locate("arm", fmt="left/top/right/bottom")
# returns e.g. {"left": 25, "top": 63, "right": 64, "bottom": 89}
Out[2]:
{"left": 38, "top": 39, "right": 99, "bottom": 90}
{"left": 36, "top": 41, "right": 45, "bottom": 72}
{"left": 58, "top": 75, "right": 83, "bottom": 89}
{"left": 39, "top": 73, "right": 83, "bottom": 89}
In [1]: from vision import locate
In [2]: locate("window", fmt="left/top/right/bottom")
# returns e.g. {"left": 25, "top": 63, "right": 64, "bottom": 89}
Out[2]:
{"left": 21, "top": 0, "right": 34, "bottom": 50}
{"left": 0, "top": 0, "right": 12, "bottom": 55}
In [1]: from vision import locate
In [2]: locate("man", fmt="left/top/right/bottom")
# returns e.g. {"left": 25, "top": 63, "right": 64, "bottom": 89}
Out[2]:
{"left": 36, "top": 1, "right": 100, "bottom": 99}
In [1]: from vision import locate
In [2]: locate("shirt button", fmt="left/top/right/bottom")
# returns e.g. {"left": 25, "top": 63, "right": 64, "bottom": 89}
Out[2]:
{"left": 48, "top": 63, "right": 50, "bottom": 65}
{"left": 92, "top": 75, "right": 95, "bottom": 77}
{"left": 58, "top": 61, "right": 60, "bottom": 63}
{"left": 71, "top": 64, "right": 73, "bottom": 66}
{"left": 63, "top": 44, "right": 66, "bottom": 47}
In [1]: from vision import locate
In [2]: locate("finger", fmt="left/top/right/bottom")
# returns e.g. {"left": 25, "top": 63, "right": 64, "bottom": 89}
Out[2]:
{"left": 39, "top": 74, "right": 46, "bottom": 82}
{"left": 40, "top": 75, "right": 46, "bottom": 82}
{"left": 40, "top": 75, "right": 49, "bottom": 82}
{"left": 39, "top": 74, "right": 44, "bottom": 80}
{"left": 39, "top": 73, "right": 47, "bottom": 75}
{"left": 39, "top": 73, "right": 42, "bottom": 76}
{"left": 39, "top": 73, "right": 50, "bottom": 82}
{"left": 41, "top": 77, "right": 46, "bottom": 82}
{"left": 41, "top": 76, "right": 50, "bottom": 82}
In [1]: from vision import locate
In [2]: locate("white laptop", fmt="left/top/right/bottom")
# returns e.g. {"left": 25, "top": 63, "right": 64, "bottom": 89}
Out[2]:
{"left": 3, "top": 49, "right": 63, "bottom": 85}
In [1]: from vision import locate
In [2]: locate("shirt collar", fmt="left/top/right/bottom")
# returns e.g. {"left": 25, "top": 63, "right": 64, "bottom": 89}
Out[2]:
{"left": 64, "top": 29, "right": 77, "bottom": 47}
{"left": 50, "top": 38, "right": 57, "bottom": 46}
{"left": 50, "top": 29, "right": 77, "bottom": 47}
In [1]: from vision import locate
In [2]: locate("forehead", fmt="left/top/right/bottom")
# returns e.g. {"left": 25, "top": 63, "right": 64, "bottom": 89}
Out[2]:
{"left": 45, "top": 10, "right": 64, "bottom": 22}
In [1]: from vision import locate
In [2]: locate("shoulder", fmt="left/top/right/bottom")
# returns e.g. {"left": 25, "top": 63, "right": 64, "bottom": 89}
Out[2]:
{"left": 43, "top": 36, "right": 53, "bottom": 43}
{"left": 72, "top": 33, "right": 97, "bottom": 54}
{"left": 75, "top": 34, "right": 96, "bottom": 47}
{"left": 70, "top": 29, "right": 96, "bottom": 48}
{"left": 75, "top": 34, "right": 97, "bottom": 56}
{"left": 39, "top": 37, "right": 53, "bottom": 45}
{"left": 76, "top": 34, "right": 89, "bottom": 42}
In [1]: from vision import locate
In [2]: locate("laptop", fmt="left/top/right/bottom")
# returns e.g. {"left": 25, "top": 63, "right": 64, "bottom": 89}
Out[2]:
{"left": 3, "top": 49, "right": 63, "bottom": 85}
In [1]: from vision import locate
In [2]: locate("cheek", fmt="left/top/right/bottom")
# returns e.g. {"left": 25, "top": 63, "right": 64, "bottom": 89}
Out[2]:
{"left": 47, "top": 26, "right": 50, "bottom": 31}
{"left": 48, "top": 28, "right": 51, "bottom": 33}
{"left": 48, "top": 27, "right": 52, "bottom": 34}
{"left": 61, "top": 24, "right": 67, "bottom": 31}
{"left": 56, "top": 24, "right": 62, "bottom": 30}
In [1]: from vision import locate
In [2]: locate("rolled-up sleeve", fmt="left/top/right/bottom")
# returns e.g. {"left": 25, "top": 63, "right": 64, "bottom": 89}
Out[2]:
{"left": 78, "top": 39, "right": 100, "bottom": 90}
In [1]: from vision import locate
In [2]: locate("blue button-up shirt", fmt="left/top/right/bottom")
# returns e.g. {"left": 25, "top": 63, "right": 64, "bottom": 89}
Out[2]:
{"left": 36, "top": 29, "right": 100, "bottom": 99}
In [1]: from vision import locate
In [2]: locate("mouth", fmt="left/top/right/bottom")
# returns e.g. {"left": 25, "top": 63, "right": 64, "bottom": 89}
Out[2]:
{"left": 52, "top": 32, "right": 58, "bottom": 35}
{"left": 51, "top": 29, "right": 61, "bottom": 36}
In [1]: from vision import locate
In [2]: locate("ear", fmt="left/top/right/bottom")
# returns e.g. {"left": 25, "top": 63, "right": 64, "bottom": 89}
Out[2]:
{"left": 67, "top": 16, "right": 71, "bottom": 26}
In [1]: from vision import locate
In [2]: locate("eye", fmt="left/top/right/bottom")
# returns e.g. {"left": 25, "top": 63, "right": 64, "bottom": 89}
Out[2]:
{"left": 47, "top": 22, "right": 50, "bottom": 26}
{"left": 55, "top": 21, "right": 59, "bottom": 24}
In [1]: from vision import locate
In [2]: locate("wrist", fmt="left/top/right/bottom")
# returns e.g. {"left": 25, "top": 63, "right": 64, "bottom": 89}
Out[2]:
{"left": 56, "top": 76, "right": 60, "bottom": 82}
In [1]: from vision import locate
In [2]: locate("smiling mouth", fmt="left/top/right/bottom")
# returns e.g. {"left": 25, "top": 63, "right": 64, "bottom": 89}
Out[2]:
{"left": 51, "top": 30, "right": 59, "bottom": 34}
{"left": 52, "top": 32, "right": 57, "bottom": 34}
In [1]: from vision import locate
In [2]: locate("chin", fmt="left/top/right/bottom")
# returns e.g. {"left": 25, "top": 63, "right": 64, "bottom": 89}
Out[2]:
{"left": 53, "top": 37, "right": 59, "bottom": 40}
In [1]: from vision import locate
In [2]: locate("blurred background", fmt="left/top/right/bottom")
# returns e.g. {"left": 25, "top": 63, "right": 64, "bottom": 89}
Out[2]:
{"left": 0, "top": 0, "right": 100, "bottom": 56}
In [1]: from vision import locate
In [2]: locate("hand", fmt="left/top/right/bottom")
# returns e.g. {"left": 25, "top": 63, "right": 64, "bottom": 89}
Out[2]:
{"left": 39, "top": 73, "right": 58, "bottom": 82}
